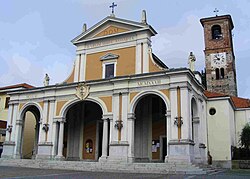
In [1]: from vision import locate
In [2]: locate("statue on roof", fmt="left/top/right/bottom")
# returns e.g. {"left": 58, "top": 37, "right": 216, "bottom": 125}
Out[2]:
{"left": 43, "top": 73, "right": 50, "bottom": 87}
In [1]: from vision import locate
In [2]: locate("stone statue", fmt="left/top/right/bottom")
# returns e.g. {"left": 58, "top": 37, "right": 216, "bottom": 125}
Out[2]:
{"left": 82, "top": 23, "right": 87, "bottom": 32}
{"left": 188, "top": 52, "right": 196, "bottom": 72}
{"left": 43, "top": 73, "right": 50, "bottom": 87}
{"left": 142, "top": 10, "right": 147, "bottom": 24}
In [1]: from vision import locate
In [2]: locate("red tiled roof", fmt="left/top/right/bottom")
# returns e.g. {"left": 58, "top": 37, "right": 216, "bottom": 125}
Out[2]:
{"left": 231, "top": 96, "right": 250, "bottom": 108}
{"left": 204, "top": 90, "right": 228, "bottom": 98}
{"left": 204, "top": 90, "right": 250, "bottom": 109}
{"left": 0, "top": 83, "right": 34, "bottom": 90}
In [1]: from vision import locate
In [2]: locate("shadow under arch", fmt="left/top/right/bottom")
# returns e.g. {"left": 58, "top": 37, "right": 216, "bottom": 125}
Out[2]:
{"left": 129, "top": 90, "right": 170, "bottom": 114}
{"left": 60, "top": 97, "right": 108, "bottom": 120}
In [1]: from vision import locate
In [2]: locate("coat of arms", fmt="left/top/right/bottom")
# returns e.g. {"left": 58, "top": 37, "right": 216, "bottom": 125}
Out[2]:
{"left": 76, "top": 83, "right": 89, "bottom": 100}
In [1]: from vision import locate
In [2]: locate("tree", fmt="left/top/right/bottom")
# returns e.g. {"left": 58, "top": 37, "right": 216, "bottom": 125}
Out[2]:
{"left": 240, "top": 123, "right": 250, "bottom": 150}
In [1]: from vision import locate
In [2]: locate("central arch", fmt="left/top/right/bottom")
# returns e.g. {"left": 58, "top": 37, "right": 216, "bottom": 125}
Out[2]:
{"left": 63, "top": 100, "right": 103, "bottom": 161}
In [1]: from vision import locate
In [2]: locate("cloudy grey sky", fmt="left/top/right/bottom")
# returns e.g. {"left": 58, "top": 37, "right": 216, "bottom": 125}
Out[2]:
{"left": 1, "top": 0, "right": 250, "bottom": 98}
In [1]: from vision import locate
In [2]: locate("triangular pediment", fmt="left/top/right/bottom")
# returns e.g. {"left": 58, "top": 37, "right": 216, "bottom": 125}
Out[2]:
{"left": 72, "top": 16, "right": 157, "bottom": 45}
{"left": 100, "top": 53, "right": 119, "bottom": 61}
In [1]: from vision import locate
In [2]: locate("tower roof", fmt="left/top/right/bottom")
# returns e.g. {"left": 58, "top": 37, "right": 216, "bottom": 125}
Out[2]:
{"left": 200, "top": 15, "right": 234, "bottom": 29}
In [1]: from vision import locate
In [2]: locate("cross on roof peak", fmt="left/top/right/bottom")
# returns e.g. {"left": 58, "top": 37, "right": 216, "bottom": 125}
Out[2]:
{"left": 109, "top": 2, "right": 117, "bottom": 17}
{"left": 214, "top": 8, "right": 219, "bottom": 16}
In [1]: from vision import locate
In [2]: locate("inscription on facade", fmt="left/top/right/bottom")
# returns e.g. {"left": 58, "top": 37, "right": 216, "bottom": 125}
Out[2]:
{"left": 86, "top": 35, "right": 136, "bottom": 49}
{"left": 137, "top": 80, "right": 161, "bottom": 87}
{"left": 103, "top": 27, "right": 119, "bottom": 36}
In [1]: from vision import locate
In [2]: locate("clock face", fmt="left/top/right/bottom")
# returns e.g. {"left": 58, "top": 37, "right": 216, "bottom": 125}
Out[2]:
{"left": 210, "top": 52, "right": 226, "bottom": 67}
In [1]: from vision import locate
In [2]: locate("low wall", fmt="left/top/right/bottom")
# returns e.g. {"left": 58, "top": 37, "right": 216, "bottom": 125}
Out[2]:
{"left": 232, "top": 160, "right": 250, "bottom": 169}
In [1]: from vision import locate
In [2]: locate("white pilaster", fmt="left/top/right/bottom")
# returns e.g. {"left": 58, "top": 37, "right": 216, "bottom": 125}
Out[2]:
{"left": 5, "top": 104, "right": 13, "bottom": 142}
{"left": 181, "top": 87, "right": 191, "bottom": 140}
{"left": 47, "top": 100, "right": 55, "bottom": 142}
{"left": 135, "top": 42, "right": 142, "bottom": 74}
{"left": 121, "top": 93, "right": 128, "bottom": 141}
{"left": 74, "top": 55, "right": 80, "bottom": 82}
{"left": 111, "top": 93, "right": 119, "bottom": 142}
{"left": 142, "top": 42, "right": 149, "bottom": 73}
{"left": 10, "top": 104, "right": 18, "bottom": 142}
{"left": 40, "top": 101, "right": 49, "bottom": 142}
{"left": 170, "top": 88, "right": 178, "bottom": 139}
{"left": 79, "top": 53, "right": 86, "bottom": 81}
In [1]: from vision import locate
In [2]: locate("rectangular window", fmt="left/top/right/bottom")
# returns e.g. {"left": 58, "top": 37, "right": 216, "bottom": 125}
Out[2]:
{"left": 105, "top": 64, "right": 114, "bottom": 78}
{"left": 5, "top": 97, "right": 10, "bottom": 109}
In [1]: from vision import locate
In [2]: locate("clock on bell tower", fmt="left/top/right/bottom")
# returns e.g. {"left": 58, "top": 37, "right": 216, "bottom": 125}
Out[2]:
{"left": 200, "top": 14, "right": 238, "bottom": 96}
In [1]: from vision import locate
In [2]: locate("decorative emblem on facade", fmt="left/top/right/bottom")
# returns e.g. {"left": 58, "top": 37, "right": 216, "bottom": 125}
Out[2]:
{"left": 76, "top": 83, "right": 89, "bottom": 100}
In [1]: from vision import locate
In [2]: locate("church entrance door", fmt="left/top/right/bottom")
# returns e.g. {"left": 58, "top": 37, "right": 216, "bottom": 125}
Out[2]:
{"left": 134, "top": 94, "right": 167, "bottom": 162}
{"left": 63, "top": 101, "right": 103, "bottom": 161}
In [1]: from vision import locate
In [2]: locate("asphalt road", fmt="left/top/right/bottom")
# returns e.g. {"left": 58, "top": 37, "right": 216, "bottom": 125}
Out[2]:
{"left": 0, "top": 166, "right": 250, "bottom": 179}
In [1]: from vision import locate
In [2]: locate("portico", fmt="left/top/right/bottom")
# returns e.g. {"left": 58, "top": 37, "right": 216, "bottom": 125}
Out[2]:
{"left": 2, "top": 10, "right": 207, "bottom": 165}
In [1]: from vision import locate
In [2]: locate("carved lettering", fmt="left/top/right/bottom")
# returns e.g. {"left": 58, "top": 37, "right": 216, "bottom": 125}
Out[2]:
{"left": 86, "top": 36, "right": 136, "bottom": 49}
{"left": 103, "top": 27, "right": 119, "bottom": 36}
{"left": 137, "top": 80, "right": 161, "bottom": 87}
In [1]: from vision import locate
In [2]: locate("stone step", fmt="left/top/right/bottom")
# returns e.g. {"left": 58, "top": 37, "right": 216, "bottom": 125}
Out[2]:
{"left": 0, "top": 159, "right": 206, "bottom": 175}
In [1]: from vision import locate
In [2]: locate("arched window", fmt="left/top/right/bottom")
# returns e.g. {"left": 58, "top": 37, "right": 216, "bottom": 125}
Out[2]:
{"left": 220, "top": 68, "right": 225, "bottom": 79}
{"left": 215, "top": 68, "right": 220, "bottom": 80}
{"left": 212, "top": 25, "right": 222, "bottom": 39}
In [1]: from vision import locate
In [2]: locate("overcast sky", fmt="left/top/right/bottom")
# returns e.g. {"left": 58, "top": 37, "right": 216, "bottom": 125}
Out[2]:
{"left": 1, "top": 0, "right": 250, "bottom": 98}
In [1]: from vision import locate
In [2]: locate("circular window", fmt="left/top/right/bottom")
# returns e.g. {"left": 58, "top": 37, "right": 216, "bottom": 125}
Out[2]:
{"left": 209, "top": 108, "right": 216, "bottom": 115}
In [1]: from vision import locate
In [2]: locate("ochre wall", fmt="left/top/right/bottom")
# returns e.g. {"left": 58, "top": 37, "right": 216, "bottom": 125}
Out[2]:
{"left": 56, "top": 101, "right": 68, "bottom": 116}
{"left": 85, "top": 47, "right": 136, "bottom": 81}
{"left": 99, "top": 96, "right": 112, "bottom": 112}
{"left": 149, "top": 54, "right": 162, "bottom": 73}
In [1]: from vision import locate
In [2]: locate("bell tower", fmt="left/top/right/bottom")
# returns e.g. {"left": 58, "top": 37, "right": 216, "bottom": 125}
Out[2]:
{"left": 200, "top": 15, "right": 237, "bottom": 96}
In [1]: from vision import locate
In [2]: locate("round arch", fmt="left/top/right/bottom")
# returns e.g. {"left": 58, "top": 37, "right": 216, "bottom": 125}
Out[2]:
{"left": 191, "top": 97, "right": 198, "bottom": 117}
{"left": 19, "top": 102, "right": 43, "bottom": 121}
{"left": 129, "top": 90, "right": 170, "bottom": 114}
{"left": 60, "top": 97, "right": 108, "bottom": 120}
{"left": 17, "top": 102, "right": 42, "bottom": 159}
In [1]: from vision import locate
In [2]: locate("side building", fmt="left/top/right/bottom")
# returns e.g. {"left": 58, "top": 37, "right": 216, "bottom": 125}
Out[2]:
{"left": 0, "top": 84, "right": 34, "bottom": 158}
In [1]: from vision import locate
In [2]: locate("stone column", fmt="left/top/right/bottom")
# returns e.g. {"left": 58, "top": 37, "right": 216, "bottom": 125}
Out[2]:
{"left": 99, "top": 114, "right": 112, "bottom": 162}
{"left": 13, "top": 119, "right": 23, "bottom": 159}
{"left": 51, "top": 118, "right": 58, "bottom": 157}
{"left": 127, "top": 113, "right": 135, "bottom": 163}
{"left": 55, "top": 118, "right": 65, "bottom": 160}
{"left": 165, "top": 110, "right": 171, "bottom": 162}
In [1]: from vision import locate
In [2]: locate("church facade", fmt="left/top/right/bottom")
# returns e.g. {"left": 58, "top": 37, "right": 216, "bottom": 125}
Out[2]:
{"left": 2, "top": 11, "right": 250, "bottom": 168}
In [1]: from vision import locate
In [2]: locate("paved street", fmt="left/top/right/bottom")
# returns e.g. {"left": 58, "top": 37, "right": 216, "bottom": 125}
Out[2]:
{"left": 0, "top": 166, "right": 250, "bottom": 179}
